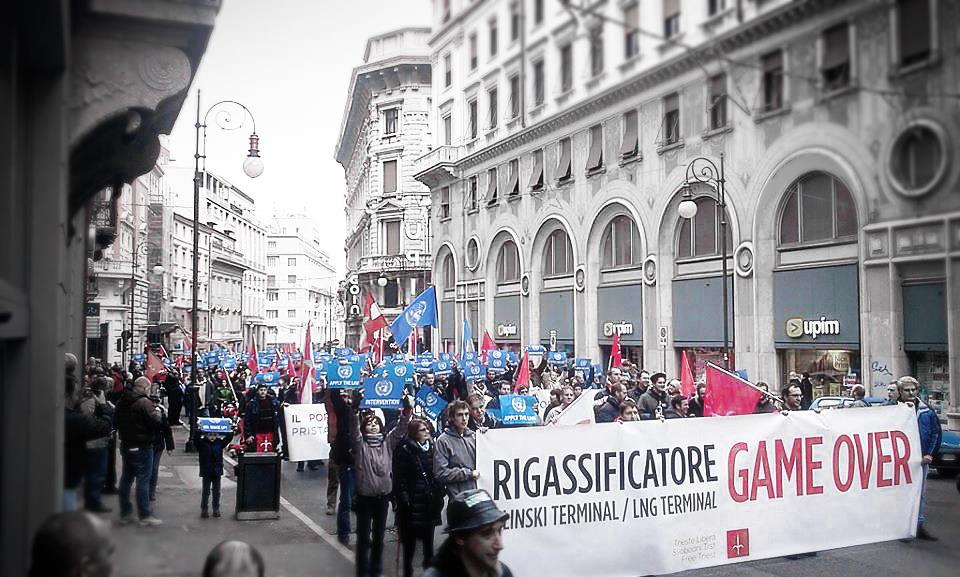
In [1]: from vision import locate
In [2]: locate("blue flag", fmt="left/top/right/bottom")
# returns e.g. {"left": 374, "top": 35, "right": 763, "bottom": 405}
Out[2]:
{"left": 415, "top": 386, "right": 448, "bottom": 421}
{"left": 361, "top": 376, "right": 403, "bottom": 409}
{"left": 198, "top": 418, "right": 233, "bottom": 434}
{"left": 499, "top": 395, "right": 539, "bottom": 426}
{"left": 461, "top": 319, "right": 474, "bottom": 359}
{"left": 390, "top": 286, "right": 438, "bottom": 344}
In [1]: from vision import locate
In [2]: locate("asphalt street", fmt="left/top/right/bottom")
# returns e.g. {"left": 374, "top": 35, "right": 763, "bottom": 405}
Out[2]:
{"left": 111, "top": 427, "right": 960, "bottom": 577}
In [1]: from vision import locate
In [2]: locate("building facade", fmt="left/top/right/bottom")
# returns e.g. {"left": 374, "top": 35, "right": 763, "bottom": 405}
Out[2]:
{"left": 169, "top": 212, "right": 212, "bottom": 349}
{"left": 336, "top": 28, "right": 434, "bottom": 350}
{"left": 417, "top": 0, "right": 960, "bottom": 428}
{"left": 265, "top": 214, "right": 339, "bottom": 348}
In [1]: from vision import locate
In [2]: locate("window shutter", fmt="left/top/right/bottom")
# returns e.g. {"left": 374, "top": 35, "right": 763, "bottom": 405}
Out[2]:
{"left": 508, "top": 160, "right": 519, "bottom": 194}
{"left": 557, "top": 138, "right": 572, "bottom": 180}
{"left": 822, "top": 24, "right": 849, "bottom": 70}
{"left": 529, "top": 149, "right": 544, "bottom": 189}
{"left": 620, "top": 110, "right": 638, "bottom": 157}
{"left": 586, "top": 125, "right": 603, "bottom": 170}
{"left": 486, "top": 168, "right": 498, "bottom": 204}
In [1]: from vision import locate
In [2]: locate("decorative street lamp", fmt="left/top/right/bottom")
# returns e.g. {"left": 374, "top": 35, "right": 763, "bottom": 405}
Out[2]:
{"left": 187, "top": 91, "right": 263, "bottom": 452}
{"left": 678, "top": 153, "right": 731, "bottom": 370}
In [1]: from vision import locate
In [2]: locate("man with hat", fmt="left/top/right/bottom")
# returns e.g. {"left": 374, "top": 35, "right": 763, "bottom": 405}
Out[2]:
{"left": 423, "top": 489, "right": 513, "bottom": 577}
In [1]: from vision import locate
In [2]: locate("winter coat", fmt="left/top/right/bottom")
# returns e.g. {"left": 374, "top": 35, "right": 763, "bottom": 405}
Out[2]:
{"left": 638, "top": 389, "right": 668, "bottom": 418}
{"left": 152, "top": 413, "right": 175, "bottom": 453}
{"left": 352, "top": 411, "right": 409, "bottom": 497}
{"left": 423, "top": 538, "right": 514, "bottom": 577}
{"left": 79, "top": 394, "right": 114, "bottom": 449}
{"left": 688, "top": 396, "right": 705, "bottom": 417}
{"left": 393, "top": 438, "right": 444, "bottom": 530}
{"left": 115, "top": 389, "right": 161, "bottom": 447}
{"left": 916, "top": 402, "right": 943, "bottom": 457}
{"left": 194, "top": 431, "right": 235, "bottom": 478}
{"left": 595, "top": 396, "right": 621, "bottom": 424}
{"left": 434, "top": 426, "right": 477, "bottom": 498}
{"left": 243, "top": 395, "right": 281, "bottom": 437}
{"left": 64, "top": 407, "right": 112, "bottom": 488}
{"left": 329, "top": 390, "right": 354, "bottom": 466}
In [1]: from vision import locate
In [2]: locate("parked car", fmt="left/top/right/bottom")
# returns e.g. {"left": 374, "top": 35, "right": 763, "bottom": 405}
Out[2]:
{"left": 933, "top": 428, "right": 959, "bottom": 479}
{"left": 807, "top": 396, "right": 885, "bottom": 410}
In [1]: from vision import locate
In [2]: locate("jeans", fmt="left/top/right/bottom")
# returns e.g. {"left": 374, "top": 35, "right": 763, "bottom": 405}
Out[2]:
{"left": 84, "top": 447, "right": 108, "bottom": 509}
{"left": 918, "top": 463, "right": 929, "bottom": 525}
{"left": 400, "top": 525, "right": 435, "bottom": 577}
{"left": 327, "top": 461, "right": 340, "bottom": 506}
{"left": 355, "top": 494, "right": 389, "bottom": 577}
{"left": 150, "top": 447, "right": 163, "bottom": 501}
{"left": 62, "top": 488, "right": 78, "bottom": 512}
{"left": 118, "top": 445, "right": 154, "bottom": 519}
{"left": 337, "top": 465, "right": 355, "bottom": 541}
{"left": 201, "top": 476, "right": 222, "bottom": 512}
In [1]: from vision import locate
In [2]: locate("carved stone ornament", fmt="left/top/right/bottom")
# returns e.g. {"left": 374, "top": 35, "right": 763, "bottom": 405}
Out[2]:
{"left": 734, "top": 242, "right": 754, "bottom": 278}
{"left": 642, "top": 256, "right": 657, "bottom": 286}
{"left": 575, "top": 267, "right": 586, "bottom": 292}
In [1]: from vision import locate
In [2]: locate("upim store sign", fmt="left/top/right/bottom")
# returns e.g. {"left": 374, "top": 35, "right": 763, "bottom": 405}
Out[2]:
{"left": 785, "top": 316, "right": 840, "bottom": 340}
{"left": 477, "top": 406, "right": 922, "bottom": 577}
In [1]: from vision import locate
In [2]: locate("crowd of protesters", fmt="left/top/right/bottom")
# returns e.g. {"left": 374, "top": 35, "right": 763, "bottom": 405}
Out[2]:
{"left": 60, "top": 343, "right": 943, "bottom": 577}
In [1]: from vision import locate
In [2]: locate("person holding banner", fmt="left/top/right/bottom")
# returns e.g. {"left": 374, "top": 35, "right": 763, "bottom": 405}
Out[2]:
{"left": 422, "top": 489, "right": 513, "bottom": 577}
{"left": 350, "top": 396, "right": 412, "bottom": 577}
{"left": 467, "top": 394, "right": 499, "bottom": 431}
{"left": 393, "top": 418, "right": 445, "bottom": 577}
{"left": 434, "top": 400, "right": 479, "bottom": 499}
{"left": 898, "top": 376, "right": 942, "bottom": 541}
{"left": 192, "top": 427, "right": 234, "bottom": 518}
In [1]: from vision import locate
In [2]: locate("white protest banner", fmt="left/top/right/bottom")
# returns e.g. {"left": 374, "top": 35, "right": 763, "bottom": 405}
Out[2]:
{"left": 283, "top": 404, "right": 330, "bottom": 461}
{"left": 477, "top": 405, "right": 923, "bottom": 577}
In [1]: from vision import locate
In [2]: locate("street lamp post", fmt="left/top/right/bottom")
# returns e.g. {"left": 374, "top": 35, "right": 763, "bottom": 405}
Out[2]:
{"left": 128, "top": 237, "right": 163, "bottom": 364}
{"left": 187, "top": 90, "right": 263, "bottom": 452}
{"left": 678, "top": 153, "right": 731, "bottom": 370}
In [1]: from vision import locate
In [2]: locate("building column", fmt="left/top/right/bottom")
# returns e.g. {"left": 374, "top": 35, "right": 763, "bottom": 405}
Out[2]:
{"left": 947, "top": 258, "right": 960, "bottom": 430}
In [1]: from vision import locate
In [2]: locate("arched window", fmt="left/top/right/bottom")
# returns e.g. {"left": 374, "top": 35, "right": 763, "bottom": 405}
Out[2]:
{"left": 778, "top": 172, "right": 857, "bottom": 246}
{"left": 601, "top": 215, "right": 643, "bottom": 269}
{"left": 676, "top": 198, "right": 733, "bottom": 259}
{"left": 543, "top": 229, "right": 573, "bottom": 277}
{"left": 496, "top": 240, "right": 521, "bottom": 283}
{"left": 442, "top": 253, "right": 455, "bottom": 288}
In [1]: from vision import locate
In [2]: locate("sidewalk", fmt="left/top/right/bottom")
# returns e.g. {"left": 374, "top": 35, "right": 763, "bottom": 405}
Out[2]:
{"left": 109, "top": 426, "right": 355, "bottom": 577}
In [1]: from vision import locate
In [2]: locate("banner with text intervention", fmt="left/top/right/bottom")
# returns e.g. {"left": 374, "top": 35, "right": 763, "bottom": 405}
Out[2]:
{"left": 283, "top": 404, "right": 330, "bottom": 461}
{"left": 477, "top": 405, "right": 923, "bottom": 577}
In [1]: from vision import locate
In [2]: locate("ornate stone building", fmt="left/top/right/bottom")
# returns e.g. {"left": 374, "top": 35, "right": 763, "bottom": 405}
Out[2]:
{"left": 336, "top": 28, "right": 434, "bottom": 349}
{"left": 1, "top": 1, "right": 218, "bottom": 573}
{"left": 417, "top": 0, "right": 960, "bottom": 428}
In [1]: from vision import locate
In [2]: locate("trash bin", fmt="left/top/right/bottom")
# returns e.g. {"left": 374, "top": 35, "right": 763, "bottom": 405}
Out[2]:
{"left": 234, "top": 451, "right": 281, "bottom": 520}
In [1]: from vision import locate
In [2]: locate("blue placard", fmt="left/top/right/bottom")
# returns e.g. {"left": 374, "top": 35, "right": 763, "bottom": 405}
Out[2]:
{"left": 547, "top": 351, "right": 568, "bottom": 366}
{"left": 506, "top": 352, "right": 520, "bottom": 365}
{"left": 326, "top": 359, "right": 363, "bottom": 388}
{"left": 462, "top": 351, "right": 479, "bottom": 364}
{"left": 361, "top": 376, "right": 403, "bottom": 409}
{"left": 416, "top": 357, "right": 434, "bottom": 373}
{"left": 384, "top": 361, "right": 415, "bottom": 385}
{"left": 431, "top": 360, "right": 453, "bottom": 377}
{"left": 333, "top": 347, "right": 355, "bottom": 357}
{"left": 437, "top": 352, "right": 454, "bottom": 362}
{"left": 131, "top": 353, "right": 146, "bottom": 364}
{"left": 198, "top": 417, "right": 233, "bottom": 433}
{"left": 291, "top": 352, "right": 303, "bottom": 361}
{"left": 525, "top": 345, "right": 546, "bottom": 355}
{"left": 463, "top": 363, "right": 485, "bottom": 382}
{"left": 487, "top": 350, "right": 505, "bottom": 362}
{"left": 259, "top": 371, "right": 280, "bottom": 384}
{"left": 499, "top": 394, "right": 539, "bottom": 426}
{"left": 182, "top": 364, "right": 192, "bottom": 374}
{"left": 221, "top": 357, "right": 238, "bottom": 371}
{"left": 415, "top": 386, "right": 448, "bottom": 421}
{"left": 195, "top": 356, "right": 207, "bottom": 369}
{"left": 575, "top": 358, "right": 592, "bottom": 370}
{"left": 487, "top": 357, "right": 508, "bottom": 374}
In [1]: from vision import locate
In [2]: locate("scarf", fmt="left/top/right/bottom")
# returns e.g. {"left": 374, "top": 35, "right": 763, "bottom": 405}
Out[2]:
{"left": 417, "top": 439, "right": 431, "bottom": 452}
{"left": 363, "top": 433, "right": 384, "bottom": 447}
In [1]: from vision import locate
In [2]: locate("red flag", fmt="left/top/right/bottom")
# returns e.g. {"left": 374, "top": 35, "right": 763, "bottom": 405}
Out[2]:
{"left": 609, "top": 332, "right": 623, "bottom": 369}
{"left": 513, "top": 350, "right": 530, "bottom": 393}
{"left": 248, "top": 335, "right": 259, "bottom": 376}
{"left": 680, "top": 349, "right": 695, "bottom": 397}
{"left": 175, "top": 353, "right": 184, "bottom": 370}
{"left": 363, "top": 292, "right": 388, "bottom": 334}
{"left": 157, "top": 344, "right": 168, "bottom": 359}
{"left": 703, "top": 363, "right": 762, "bottom": 417}
{"left": 298, "top": 322, "right": 315, "bottom": 404}
{"left": 287, "top": 356, "right": 297, "bottom": 378}
{"left": 480, "top": 330, "right": 497, "bottom": 364}
{"left": 145, "top": 350, "right": 167, "bottom": 382}
{"left": 408, "top": 327, "right": 417, "bottom": 356}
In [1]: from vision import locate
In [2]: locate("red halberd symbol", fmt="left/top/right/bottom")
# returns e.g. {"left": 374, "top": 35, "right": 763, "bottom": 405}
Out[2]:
{"left": 726, "top": 528, "right": 750, "bottom": 559}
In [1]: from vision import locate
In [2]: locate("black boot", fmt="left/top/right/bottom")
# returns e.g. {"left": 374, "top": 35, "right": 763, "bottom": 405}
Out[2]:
{"left": 917, "top": 525, "right": 938, "bottom": 541}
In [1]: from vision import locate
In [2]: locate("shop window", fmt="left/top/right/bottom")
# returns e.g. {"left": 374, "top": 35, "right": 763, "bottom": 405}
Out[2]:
{"left": 601, "top": 215, "right": 643, "bottom": 269}
{"left": 586, "top": 124, "right": 603, "bottom": 172}
{"left": 781, "top": 349, "right": 862, "bottom": 400}
{"left": 820, "top": 23, "right": 850, "bottom": 91}
{"left": 897, "top": 0, "right": 932, "bottom": 67}
{"left": 497, "top": 240, "right": 521, "bottom": 283}
{"left": 544, "top": 229, "right": 574, "bottom": 277}
{"left": 529, "top": 149, "right": 544, "bottom": 191}
{"left": 708, "top": 74, "right": 727, "bottom": 130}
{"left": 778, "top": 172, "right": 858, "bottom": 246}
{"left": 676, "top": 198, "right": 733, "bottom": 259}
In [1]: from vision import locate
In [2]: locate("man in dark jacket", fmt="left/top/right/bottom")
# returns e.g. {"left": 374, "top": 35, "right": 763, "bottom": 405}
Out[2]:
{"left": 243, "top": 384, "right": 281, "bottom": 452}
{"left": 330, "top": 388, "right": 357, "bottom": 544}
{"left": 162, "top": 370, "right": 184, "bottom": 426}
{"left": 595, "top": 383, "right": 627, "bottom": 423}
{"left": 423, "top": 489, "right": 513, "bottom": 577}
{"left": 638, "top": 372, "right": 669, "bottom": 418}
{"left": 467, "top": 394, "right": 499, "bottom": 431}
{"left": 65, "top": 374, "right": 112, "bottom": 512}
{"left": 115, "top": 376, "right": 162, "bottom": 525}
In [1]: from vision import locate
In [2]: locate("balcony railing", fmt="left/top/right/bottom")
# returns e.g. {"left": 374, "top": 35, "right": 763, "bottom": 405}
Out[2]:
{"left": 414, "top": 145, "right": 463, "bottom": 189}
{"left": 357, "top": 253, "right": 432, "bottom": 274}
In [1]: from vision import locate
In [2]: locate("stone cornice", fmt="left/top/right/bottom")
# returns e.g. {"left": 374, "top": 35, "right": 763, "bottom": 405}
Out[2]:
{"left": 457, "top": 0, "right": 838, "bottom": 171}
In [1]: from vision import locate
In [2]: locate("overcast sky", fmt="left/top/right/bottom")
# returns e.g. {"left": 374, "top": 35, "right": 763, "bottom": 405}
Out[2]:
{"left": 166, "top": 0, "right": 432, "bottom": 275}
